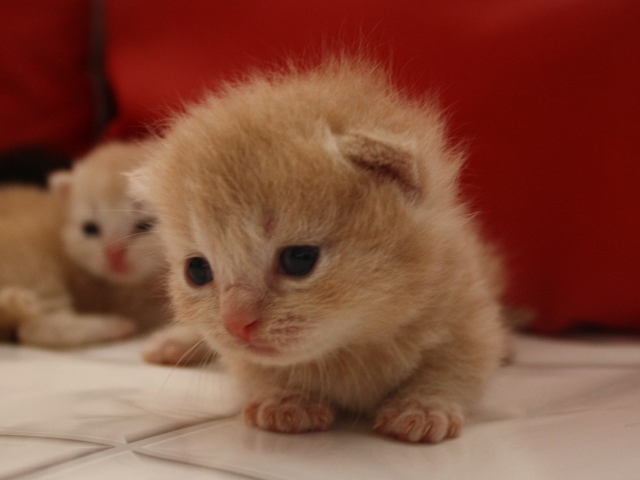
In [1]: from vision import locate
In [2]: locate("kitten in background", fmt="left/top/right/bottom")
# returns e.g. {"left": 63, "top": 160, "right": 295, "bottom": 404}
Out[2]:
{"left": 0, "top": 141, "right": 170, "bottom": 347}
{"left": 131, "top": 57, "right": 507, "bottom": 443}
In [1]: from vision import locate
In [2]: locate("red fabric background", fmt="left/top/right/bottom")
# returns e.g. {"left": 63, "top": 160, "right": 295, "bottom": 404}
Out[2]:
{"left": 5, "top": 0, "right": 633, "bottom": 333}
{"left": 0, "top": 0, "right": 94, "bottom": 155}
{"left": 104, "top": 0, "right": 640, "bottom": 333}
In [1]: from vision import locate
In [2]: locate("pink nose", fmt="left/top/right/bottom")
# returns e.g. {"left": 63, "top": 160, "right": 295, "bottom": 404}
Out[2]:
{"left": 105, "top": 243, "right": 129, "bottom": 274}
{"left": 223, "top": 307, "right": 260, "bottom": 340}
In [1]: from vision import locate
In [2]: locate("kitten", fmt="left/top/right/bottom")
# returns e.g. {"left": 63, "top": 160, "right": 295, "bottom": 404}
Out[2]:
{"left": 142, "top": 322, "right": 211, "bottom": 366}
{"left": 131, "top": 58, "right": 506, "bottom": 443}
{"left": 0, "top": 141, "right": 169, "bottom": 347}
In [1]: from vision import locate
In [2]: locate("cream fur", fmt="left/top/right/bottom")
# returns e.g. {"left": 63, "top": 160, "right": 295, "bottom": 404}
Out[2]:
{"left": 132, "top": 58, "right": 506, "bottom": 442}
{"left": 0, "top": 141, "right": 170, "bottom": 347}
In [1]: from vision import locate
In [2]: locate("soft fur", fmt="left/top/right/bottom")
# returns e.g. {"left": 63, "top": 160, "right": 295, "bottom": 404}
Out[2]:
{"left": 131, "top": 58, "right": 506, "bottom": 442}
{"left": 0, "top": 141, "right": 169, "bottom": 347}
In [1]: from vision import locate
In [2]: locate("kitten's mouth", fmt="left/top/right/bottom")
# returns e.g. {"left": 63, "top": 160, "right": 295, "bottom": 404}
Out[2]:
{"left": 106, "top": 246, "right": 131, "bottom": 275}
{"left": 230, "top": 337, "right": 278, "bottom": 356}
{"left": 246, "top": 342, "right": 277, "bottom": 355}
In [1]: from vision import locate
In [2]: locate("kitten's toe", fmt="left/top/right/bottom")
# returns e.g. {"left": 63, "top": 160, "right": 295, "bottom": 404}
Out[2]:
{"left": 244, "top": 393, "right": 334, "bottom": 434}
{"left": 374, "top": 397, "right": 464, "bottom": 443}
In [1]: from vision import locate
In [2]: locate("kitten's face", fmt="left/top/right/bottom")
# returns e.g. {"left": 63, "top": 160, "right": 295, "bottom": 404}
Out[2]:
{"left": 132, "top": 65, "right": 462, "bottom": 367}
{"left": 63, "top": 190, "right": 161, "bottom": 285}
{"left": 136, "top": 118, "right": 444, "bottom": 367}
{"left": 56, "top": 143, "right": 165, "bottom": 285}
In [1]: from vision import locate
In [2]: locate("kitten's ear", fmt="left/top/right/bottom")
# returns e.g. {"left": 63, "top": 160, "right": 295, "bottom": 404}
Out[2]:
{"left": 48, "top": 170, "right": 73, "bottom": 202}
{"left": 127, "top": 163, "right": 153, "bottom": 203}
{"left": 336, "top": 133, "right": 421, "bottom": 200}
{"left": 126, "top": 140, "right": 161, "bottom": 203}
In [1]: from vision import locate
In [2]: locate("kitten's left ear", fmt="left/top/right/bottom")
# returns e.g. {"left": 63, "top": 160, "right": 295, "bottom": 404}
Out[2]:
{"left": 127, "top": 163, "right": 153, "bottom": 203}
{"left": 126, "top": 140, "right": 161, "bottom": 204}
{"left": 48, "top": 170, "right": 73, "bottom": 202}
{"left": 336, "top": 132, "right": 421, "bottom": 201}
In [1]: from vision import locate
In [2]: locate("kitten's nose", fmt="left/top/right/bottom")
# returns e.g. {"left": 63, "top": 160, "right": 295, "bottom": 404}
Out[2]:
{"left": 221, "top": 286, "right": 262, "bottom": 341}
{"left": 105, "top": 241, "right": 129, "bottom": 274}
{"left": 222, "top": 304, "right": 261, "bottom": 341}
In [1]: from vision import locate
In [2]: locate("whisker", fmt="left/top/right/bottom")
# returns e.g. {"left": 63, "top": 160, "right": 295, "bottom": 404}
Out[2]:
{"left": 198, "top": 349, "right": 217, "bottom": 370}
{"left": 176, "top": 337, "right": 210, "bottom": 367}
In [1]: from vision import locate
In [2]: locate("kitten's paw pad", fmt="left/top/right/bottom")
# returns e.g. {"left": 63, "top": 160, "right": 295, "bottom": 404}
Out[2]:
{"left": 244, "top": 394, "right": 334, "bottom": 434}
{"left": 375, "top": 399, "right": 464, "bottom": 443}
{"left": 143, "top": 331, "right": 212, "bottom": 366}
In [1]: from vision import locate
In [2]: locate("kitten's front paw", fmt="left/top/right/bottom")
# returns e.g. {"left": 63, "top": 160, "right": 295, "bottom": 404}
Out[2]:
{"left": 143, "top": 324, "right": 213, "bottom": 366}
{"left": 374, "top": 397, "right": 464, "bottom": 443}
{"left": 0, "top": 287, "right": 40, "bottom": 323}
{"left": 244, "top": 393, "right": 335, "bottom": 434}
{"left": 78, "top": 315, "right": 137, "bottom": 343}
{"left": 17, "top": 313, "right": 136, "bottom": 348}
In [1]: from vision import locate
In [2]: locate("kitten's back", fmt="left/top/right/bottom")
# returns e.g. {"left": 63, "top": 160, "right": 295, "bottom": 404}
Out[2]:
{"left": 0, "top": 186, "right": 65, "bottom": 286}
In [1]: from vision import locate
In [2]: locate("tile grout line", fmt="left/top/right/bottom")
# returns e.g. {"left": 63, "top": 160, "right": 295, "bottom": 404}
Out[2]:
{"left": 8, "top": 419, "right": 233, "bottom": 480}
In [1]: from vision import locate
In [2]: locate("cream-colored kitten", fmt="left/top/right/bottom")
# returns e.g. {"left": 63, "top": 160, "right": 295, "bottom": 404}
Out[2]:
{"left": 0, "top": 141, "right": 169, "bottom": 347}
{"left": 132, "top": 58, "right": 506, "bottom": 443}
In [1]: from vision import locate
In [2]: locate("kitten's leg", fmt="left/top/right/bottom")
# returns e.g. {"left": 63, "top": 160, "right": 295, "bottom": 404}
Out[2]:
{"left": 375, "top": 388, "right": 465, "bottom": 443}
{"left": 243, "top": 391, "right": 335, "bottom": 434}
{"left": 17, "top": 311, "right": 136, "bottom": 348}
{"left": 142, "top": 323, "right": 214, "bottom": 366}
{"left": 374, "top": 325, "right": 503, "bottom": 443}
{"left": 0, "top": 286, "right": 40, "bottom": 328}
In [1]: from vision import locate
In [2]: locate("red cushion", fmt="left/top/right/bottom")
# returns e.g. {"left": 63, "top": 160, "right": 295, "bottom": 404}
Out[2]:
{"left": 105, "top": 0, "right": 640, "bottom": 333}
{"left": 0, "top": 0, "right": 94, "bottom": 155}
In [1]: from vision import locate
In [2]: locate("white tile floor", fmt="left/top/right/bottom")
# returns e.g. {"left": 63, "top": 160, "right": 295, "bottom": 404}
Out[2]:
{"left": 2, "top": 334, "right": 639, "bottom": 479}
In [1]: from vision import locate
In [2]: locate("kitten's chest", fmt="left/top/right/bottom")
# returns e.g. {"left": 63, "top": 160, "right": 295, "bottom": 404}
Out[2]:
{"left": 65, "top": 270, "right": 113, "bottom": 313}
{"left": 247, "top": 339, "right": 425, "bottom": 414}
{"left": 68, "top": 271, "right": 169, "bottom": 329}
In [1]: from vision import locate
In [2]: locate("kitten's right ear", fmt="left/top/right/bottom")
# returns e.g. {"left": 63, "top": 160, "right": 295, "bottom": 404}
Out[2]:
{"left": 48, "top": 170, "right": 73, "bottom": 202}
{"left": 335, "top": 132, "right": 422, "bottom": 201}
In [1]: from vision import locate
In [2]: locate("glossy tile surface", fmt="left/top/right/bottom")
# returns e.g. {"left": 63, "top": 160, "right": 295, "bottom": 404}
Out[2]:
{"left": 2, "top": 334, "right": 639, "bottom": 479}
{"left": 0, "top": 437, "right": 105, "bottom": 479}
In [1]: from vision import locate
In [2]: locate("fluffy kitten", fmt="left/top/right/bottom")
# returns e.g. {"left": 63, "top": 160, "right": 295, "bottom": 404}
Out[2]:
{"left": 0, "top": 141, "right": 169, "bottom": 347}
{"left": 131, "top": 58, "right": 506, "bottom": 443}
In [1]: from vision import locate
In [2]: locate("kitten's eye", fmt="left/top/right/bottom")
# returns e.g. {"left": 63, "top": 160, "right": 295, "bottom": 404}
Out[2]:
{"left": 185, "top": 257, "right": 213, "bottom": 286}
{"left": 134, "top": 218, "right": 155, "bottom": 234}
{"left": 279, "top": 246, "right": 320, "bottom": 277}
{"left": 82, "top": 221, "right": 100, "bottom": 236}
